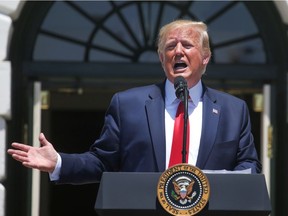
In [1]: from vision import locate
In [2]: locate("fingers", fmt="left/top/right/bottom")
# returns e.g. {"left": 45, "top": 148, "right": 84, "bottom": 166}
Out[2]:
{"left": 7, "top": 148, "right": 27, "bottom": 157}
{"left": 8, "top": 133, "right": 56, "bottom": 172}
{"left": 7, "top": 143, "right": 29, "bottom": 163}
{"left": 7, "top": 143, "right": 30, "bottom": 160}
{"left": 7, "top": 143, "right": 30, "bottom": 162}
{"left": 39, "top": 133, "right": 51, "bottom": 147}
{"left": 7, "top": 148, "right": 29, "bottom": 163}
{"left": 9, "top": 142, "right": 31, "bottom": 152}
{"left": 12, "top": 154, "right": 29, "bottom": 163}
{"left": 7, "top": 145, "right": 39, "bottom": 170}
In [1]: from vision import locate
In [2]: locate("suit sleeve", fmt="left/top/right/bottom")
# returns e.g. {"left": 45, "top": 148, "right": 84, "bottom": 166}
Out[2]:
{"left": 234, "top": 102, "right": 262, "bottom": 173}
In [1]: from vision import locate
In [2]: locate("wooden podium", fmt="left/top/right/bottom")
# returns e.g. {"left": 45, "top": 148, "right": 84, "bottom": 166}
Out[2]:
{"left": 95, "top": 172, "right": 271, "bottom": 216}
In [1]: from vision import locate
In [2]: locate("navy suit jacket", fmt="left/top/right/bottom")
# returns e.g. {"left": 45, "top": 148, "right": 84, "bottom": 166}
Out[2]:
{"left": 58, "top": 81, "right": 261, "bottom": 184}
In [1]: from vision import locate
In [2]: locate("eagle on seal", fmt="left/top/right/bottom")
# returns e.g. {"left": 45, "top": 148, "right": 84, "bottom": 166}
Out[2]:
{"left": 172, "top": 179, "right": 195, "bottom": 201}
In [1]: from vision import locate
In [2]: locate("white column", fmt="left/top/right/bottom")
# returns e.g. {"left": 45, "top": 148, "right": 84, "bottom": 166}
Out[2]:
{"left": 0, "top": 119, "right": 6, "bottom": 216}
{"left": 0, "top": 62, "right": 11, "bottom": 118}
{"left": 0, "top": 4, "right": 14, "bottom": 216}
{"left": 0, "top": 61, "right": 11, "bottom": 216}
{"left": 261, "top": 84, "right": 271, "bottom": 195}
{"left": 31, "top": 82, "right": 42, "bottom": 216}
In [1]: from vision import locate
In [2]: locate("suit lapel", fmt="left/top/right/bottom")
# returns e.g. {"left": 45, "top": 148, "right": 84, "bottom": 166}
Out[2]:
{"left": 144, "top": 83, "right": 221, "bottom": 170}
{"left": 145, "top": 84, "right": 166, "bottom": 172}
{"left": 196, "top": 87, "right": 221, "bottom": 169}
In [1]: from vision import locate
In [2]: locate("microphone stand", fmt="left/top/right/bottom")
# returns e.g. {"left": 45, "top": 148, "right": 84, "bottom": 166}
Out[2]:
{"left": 182, "top": 87, "right": 189, "bottom": 163}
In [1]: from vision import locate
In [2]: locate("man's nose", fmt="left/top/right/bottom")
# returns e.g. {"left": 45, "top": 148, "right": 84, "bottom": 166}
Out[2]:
{"left": 175, "top": 43, "right": 183, "bottom": 55}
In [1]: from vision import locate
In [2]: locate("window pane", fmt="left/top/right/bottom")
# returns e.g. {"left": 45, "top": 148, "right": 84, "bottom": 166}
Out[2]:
{"left": 191, "top": 1, "right": 231, "bottom": 21}
{"left": 41, "top": 1, "right": 94, "bottom": 42}
{"left": 214, "top": 39, "right": 265, "bottom": 63}
{"left": 92, "top": 29, "right": 133, "bottom": 56}
{"left": 73, "top": 1, "right": 112, "bottom": 19}
{"left": 209, "top": 3, "right": 258, "bottom": 44}
{"left": 34, "top": 34, "right": 85, "bottom": 61}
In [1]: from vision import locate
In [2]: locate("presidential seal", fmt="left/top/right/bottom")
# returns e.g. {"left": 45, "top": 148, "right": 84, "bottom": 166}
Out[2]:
{"left": 157, "top": 164, "right": 210, "bottom": 216}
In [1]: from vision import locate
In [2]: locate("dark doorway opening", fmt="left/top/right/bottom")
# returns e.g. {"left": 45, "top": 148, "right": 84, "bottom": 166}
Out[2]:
{"left": 46, "top": 110, "right": 105, "bottom": 216}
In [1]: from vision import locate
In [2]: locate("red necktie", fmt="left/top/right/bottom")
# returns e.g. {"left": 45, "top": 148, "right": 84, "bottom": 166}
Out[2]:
{"left": 169, "top": 101, "right": 190, "bottom": 167}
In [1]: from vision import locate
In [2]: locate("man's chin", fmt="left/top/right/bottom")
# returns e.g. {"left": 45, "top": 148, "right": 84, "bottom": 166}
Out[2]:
{"left": 173, "top": 72, "right": 189, "bottom": 79}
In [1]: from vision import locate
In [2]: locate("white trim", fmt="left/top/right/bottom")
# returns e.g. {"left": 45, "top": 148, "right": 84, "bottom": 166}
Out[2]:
{"left": 0, "top": 118, "right": 6, "bottom": 181}
{"left": 0, "top": 62, "right": 11, "bottom": 118}
{"left": 274, "top": 0, "right": 288, "bottom": 24}
{"left": 261, "top": 84, "right": 271, "bottom": 196}
{"left": 0, "top": 184, "right": 5, "bottom": 216}
{"left": 31, "top": 82, "right": 41, "bottom": 216}
{"left": 0, "top": 15, "right": 12, "bottom": 60}
{"left": 0, "top": 0, "right": 23, "bottom": 20}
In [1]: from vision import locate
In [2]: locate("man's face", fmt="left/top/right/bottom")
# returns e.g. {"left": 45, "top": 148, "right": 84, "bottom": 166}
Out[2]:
{"left": 159, "top": 27, "right": 210, "bottom": 88}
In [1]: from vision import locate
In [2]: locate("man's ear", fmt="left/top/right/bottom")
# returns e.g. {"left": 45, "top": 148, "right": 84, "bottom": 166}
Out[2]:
{"left": 203, "top": 53, "right": 211, "bottom": 65}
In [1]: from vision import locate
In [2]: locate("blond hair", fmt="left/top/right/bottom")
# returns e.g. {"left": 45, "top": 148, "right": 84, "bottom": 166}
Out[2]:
{"left": 157, "top": 19, "right": 211, "bottom": 57}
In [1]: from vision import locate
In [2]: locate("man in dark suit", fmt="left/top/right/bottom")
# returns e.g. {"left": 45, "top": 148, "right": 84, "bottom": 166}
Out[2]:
{"left": 7, "top": 19, "right": 261, "bottom": 184}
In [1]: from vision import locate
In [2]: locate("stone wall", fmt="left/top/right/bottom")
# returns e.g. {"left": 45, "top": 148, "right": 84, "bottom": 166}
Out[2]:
{"left": 0, "top": 1, "right": 21, "bottom": 215}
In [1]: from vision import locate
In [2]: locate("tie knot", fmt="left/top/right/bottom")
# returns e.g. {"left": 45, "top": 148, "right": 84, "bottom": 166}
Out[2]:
{"left": 176, "top": 101, "right": 184, "bottom": 117}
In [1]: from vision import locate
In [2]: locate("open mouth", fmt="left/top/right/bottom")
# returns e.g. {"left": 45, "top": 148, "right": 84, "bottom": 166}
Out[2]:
{"left": 174, "top": 62, "right": 187, "bottom": 70}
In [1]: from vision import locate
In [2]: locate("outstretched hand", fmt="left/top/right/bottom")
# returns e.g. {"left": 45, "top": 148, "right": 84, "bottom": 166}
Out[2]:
{"left": 7, "top": 133, "right": 58, "bottom": 173}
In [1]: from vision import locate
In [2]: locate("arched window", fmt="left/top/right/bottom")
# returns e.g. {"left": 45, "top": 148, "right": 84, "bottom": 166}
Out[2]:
{"left": 34, "top": 1, "right": 265, "bottom": 64}
{"left": 17, "top": 1, "right": 280, "bottom": 92}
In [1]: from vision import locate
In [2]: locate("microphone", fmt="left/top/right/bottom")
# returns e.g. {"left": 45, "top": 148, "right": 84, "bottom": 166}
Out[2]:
{"left": 174, "top": 76, "right": 189, "bottom": 163}
{"left": 174, "top": 76, "right": 188, "bottom": 102}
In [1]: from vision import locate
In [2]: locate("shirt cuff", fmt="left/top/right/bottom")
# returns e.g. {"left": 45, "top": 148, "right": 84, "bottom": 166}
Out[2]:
{"left": 49, "top": 153, "right": 62, "bottom": 181}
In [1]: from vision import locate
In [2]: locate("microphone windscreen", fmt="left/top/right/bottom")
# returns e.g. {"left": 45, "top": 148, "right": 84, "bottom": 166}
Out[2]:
{"left": 174, "top": 76, "right": 187, "bottom": 100}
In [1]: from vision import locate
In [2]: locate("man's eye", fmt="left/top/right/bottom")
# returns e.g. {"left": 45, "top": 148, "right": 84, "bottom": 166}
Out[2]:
{"left": 166, "top": 45, "right": 175, "bottom": 50}
{"left": 183, "top": 44, "right": 193, "bottom": 49}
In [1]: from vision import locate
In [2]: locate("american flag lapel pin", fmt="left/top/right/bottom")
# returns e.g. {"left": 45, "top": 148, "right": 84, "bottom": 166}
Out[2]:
{"left": 212, "top": 108, "right": 219, "bottom": 114}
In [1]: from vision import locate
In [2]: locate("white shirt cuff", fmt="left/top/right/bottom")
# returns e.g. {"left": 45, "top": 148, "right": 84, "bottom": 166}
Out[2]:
{"left": 49, "top": 153, "right": 62, "bottom": 181}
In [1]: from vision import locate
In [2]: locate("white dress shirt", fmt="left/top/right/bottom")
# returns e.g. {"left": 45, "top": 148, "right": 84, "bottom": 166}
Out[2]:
{"left": 165, "top": 79, "right": 203, "bottom": 168}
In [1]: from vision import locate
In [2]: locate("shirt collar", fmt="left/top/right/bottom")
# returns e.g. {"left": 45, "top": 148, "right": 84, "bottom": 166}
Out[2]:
{"left": 165, "top": 79, "right": 203, "bottom": 105}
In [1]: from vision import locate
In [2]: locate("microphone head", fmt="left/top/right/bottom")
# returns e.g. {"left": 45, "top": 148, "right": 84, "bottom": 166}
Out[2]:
{"left": 174, "top": 76, "right": 187, "bottom": 101}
